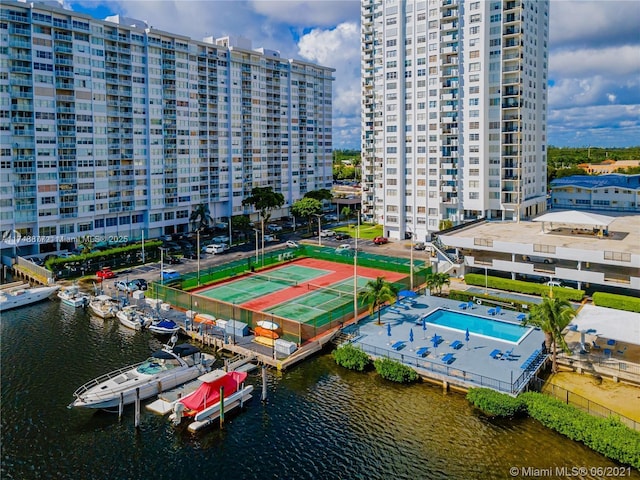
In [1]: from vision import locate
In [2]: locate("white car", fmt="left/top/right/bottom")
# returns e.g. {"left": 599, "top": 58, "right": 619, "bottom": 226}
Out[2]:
{"left": 320, "top": 230, "right": 336, "bottom": 237}
{"left": 267, "top": 224, "right": 282, "bottom": 232}
{"left": 335, "top": 244, "right": 351, "bottom": 252}
{"left": 546, "top": 280, "right": 573, "bottom": 289}
{"left": 204, "top": 244, "right": 227, "bottom": 254}
{"left": 212, "top": 235, "right": 230, "bottom": 243}
{"left": 285, "top": 240, "right": 299, "bottom": 248}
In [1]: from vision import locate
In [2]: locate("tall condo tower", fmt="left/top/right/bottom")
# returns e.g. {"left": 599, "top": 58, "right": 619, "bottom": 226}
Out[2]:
{"left": 361, "top": 0, "right": 549, "bottom": 241}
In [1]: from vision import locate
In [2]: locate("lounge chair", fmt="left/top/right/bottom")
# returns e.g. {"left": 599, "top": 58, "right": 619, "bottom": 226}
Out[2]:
{"left": 458, "top": 303, "right": 467, "bottom": 310}
{"left": 568, "top": 324, "right": 578, "bottom": 331}
{"left": 617, "top": 346, "right": 627, "bottom": 356}
{"left": 603, "top": 348, "right": 612, "bottom": 357}
{"left": 441, "top": 353, "right": 455, "bottom": 364}
{"left": 387, "top": 307, "right": 403, "bottom": 315}
{"left": 391, "top": 341, "right": 405, "bottom": 351}
{"left": 517, "top": 313, "right": 527, "bottom": 321}
{"left": 495, "top": 306, "right": 502, "bottom": 315}
{"left": 591, "top": 341, "right": 601, "bottom": 350}
{"left": 450, "top": 340, "right": 463, "bottom": 350}
{"left": 606, "top": 339, "right": 616, "bottom": 346}
{"left": 488, "top": 308, "right": 497, "bottom": 316}
{"left": 489, "top": 349, "right": 502, "bottom": 359}
{"left": 501, "top": 348, "right": 514, "bottom": 360}
{"left": 416, "top": 347, "right": 429, "bottom": 358}
{"left": 467, "top": 301, "right": 474, "bottom": 310}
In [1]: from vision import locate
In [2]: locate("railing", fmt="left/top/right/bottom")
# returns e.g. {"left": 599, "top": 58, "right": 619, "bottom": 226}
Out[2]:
{"left": 355, "top": 341, "right": 545, "bottom": 395}
{"left": 544, "top": 383, "right": 639, "bottom": 431}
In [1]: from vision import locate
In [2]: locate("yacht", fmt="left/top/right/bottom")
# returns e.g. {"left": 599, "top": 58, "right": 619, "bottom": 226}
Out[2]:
{"left": 116, "top": 305, "right": 153, "bottom": 330}
{"left": 70, "top": 336, "right": 215, "bottom": 410}
{"left": 0, "top": 285, "right": 59, "bottom": 312}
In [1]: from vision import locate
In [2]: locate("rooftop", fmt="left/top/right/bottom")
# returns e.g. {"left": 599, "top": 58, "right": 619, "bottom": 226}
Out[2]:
{"left": 551, "top": 174, "right": 640, "bottom": 190}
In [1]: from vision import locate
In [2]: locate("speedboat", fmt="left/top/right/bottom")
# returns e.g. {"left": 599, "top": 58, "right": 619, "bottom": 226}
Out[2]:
{"left": 170, "top": 370, "right": 253, "bottom": 432}
{"left": 148, "top": 318, "right": 181, "bottom": 335}
{"left": 88, "top": 294, "right": 120, "bottom": 319}
{"left": 0, "top": 285, "right": 59, "bottom": 312}
{"left": 70, "top": 336, "right": 216, "bottom": 410}
{"left": 57, "top": 285, "right": 90, "bottom": 308}
{"left": 116, "top": 305, "right": 152, "bottom": 330}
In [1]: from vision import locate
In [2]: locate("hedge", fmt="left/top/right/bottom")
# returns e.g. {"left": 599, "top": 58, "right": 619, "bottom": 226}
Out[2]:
{"left": 592, "top": 292, "right": 640, "bottom": 313}
{"left": 467, "top": 388, "right": 640, "bottom": 469}
{"left": 332, "top": 344, "right": 372, "bottom": 372}
{"left": 466, "top": 388, "right": 527, "bottom": 417}
{"left": 373, "top": 357, "right": 419, "bottom": 384}
{"left": 463, "top": 273, "right": 585, "bottom": 302}
{"left": 46, "top": 241, "right": 162, "bottom": 272}
{"left": 448, "top": 289, "right": 536, "bottom": 312}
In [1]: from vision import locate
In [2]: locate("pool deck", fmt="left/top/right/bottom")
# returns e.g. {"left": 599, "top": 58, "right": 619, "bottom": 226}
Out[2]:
{"left": 348, "top": 293, "right": 547, "bottom": 395}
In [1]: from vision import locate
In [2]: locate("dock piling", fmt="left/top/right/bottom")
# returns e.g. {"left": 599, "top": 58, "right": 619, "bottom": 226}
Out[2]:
{"left": 118, "top": 392, "right": 124, "bottom": 420}
{"left": 261, "top": 365, "right": 268, "bottom": 403}
{"left": 219, "top": 385, "right": 225, "bottom": 429}
{"left": 134, "top": 388, "right": 140, "bottom": 428}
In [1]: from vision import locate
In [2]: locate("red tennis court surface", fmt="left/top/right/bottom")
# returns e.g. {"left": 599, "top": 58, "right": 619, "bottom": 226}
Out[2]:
{"left": 239, "top": 257, "right": 406, "bottom": 313}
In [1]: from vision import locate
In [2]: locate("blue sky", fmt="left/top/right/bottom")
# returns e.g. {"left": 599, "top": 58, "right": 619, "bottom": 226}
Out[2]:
{"left": 66, "top": 0, "right": 640, "bottom": 149}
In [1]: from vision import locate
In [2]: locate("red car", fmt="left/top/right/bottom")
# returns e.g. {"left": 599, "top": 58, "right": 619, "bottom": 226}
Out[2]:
{"left": 373, "top": 236, "right": 389, "bottom": 245}
{"left": 96, "top": 267, "right": 115, "bottom": 279}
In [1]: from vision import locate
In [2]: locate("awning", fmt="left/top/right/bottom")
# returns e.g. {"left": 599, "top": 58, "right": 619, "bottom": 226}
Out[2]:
{"left": 533, "top": 210, "right": 615, "bottom": 228}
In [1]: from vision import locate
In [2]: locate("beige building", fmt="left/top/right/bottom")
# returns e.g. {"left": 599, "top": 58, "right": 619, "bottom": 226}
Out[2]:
{"left": 578, "top": 159, "right": 640, "bottom": 174}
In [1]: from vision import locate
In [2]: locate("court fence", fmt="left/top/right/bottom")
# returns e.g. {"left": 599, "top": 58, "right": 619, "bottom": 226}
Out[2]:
{"left": 150, "top": 245, "right": 432, "bottom": 345}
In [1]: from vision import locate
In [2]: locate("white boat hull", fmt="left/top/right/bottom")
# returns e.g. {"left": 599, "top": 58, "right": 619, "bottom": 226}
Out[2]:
{"left": 0, "top": 286, "right": 59, "bottom": 312}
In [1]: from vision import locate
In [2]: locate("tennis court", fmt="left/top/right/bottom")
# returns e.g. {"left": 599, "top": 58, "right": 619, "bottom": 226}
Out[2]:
{"left": 196, "top": 264, "right": 331, "bottom": 304}
{"left": 265, "top": 276, "right": 373, "bottom": 324}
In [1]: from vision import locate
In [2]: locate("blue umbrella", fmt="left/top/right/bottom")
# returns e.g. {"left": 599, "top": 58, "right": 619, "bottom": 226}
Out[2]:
{"left": 387, "top": 322, "right": 392, "bottom": 337}
{"left": 422, "top": 317, "right": 427, "bottom": 338}
{"left": 398, "top": 289, "right": 417, "bottom": 299}
{"left": 431, "top": 334, "right": 441, "bottom": 349}
{"left": 465, "top": 328, "right": 470, "bottom": 350}
{"left": 409, "top": 328, "right": 414, "bottom": 344}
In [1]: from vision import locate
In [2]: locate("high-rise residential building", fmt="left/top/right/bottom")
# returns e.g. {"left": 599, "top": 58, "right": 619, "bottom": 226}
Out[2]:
{"left": 361, "top": 0, "right": 549, "bottom": 241}
{"left": 0, "top": 1, "right": 334, "bottom": 256}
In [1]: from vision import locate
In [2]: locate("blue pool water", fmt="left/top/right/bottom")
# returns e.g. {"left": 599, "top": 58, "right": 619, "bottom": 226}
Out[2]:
{"left": 424, "top": 309, "right": 531, "bottom": 343}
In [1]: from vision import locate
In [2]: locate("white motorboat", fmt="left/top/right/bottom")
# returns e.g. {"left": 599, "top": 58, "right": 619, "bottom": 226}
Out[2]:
{"left": 70, "top": 336, "right": 216, "bottom": 410}
{"left": 0, "top": 285, "right": 59, "bottom": 312}
{"left": 57, "top": 285, "right": 90, "bottom": 308}
{"left": 148, "top": 318, "right": 181, "bottom": 335}
{"left": 116, "top": 305, "right": 152, "bottom": 330}
{"left": 88, "top": 294, "right": 120, "bottom": 319}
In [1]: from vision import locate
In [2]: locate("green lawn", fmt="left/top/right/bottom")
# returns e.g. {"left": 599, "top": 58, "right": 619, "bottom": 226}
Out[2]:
{"left": 333, "top": 223, "right": 382, "bottom": 239}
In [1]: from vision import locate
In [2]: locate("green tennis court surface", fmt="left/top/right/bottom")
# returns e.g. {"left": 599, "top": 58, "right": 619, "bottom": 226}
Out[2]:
{"left": 197, "top": 265, "right": 331, "bottom": 304}
{"left": 266, "top": 277, "right": 372, "bottom": 324}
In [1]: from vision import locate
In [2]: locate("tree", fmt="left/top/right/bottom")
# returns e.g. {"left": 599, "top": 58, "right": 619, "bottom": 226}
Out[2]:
{"left": 231, "top": 215, "right": 252, "bottom": 239}
{"left": 190, "top": 203, "right": 213, "bottom": 232}
{"left": 242, "top": 187, "right": 285, "bottom": 224}
{"left": 291, "top": 197, "right": 322, "bottom": 233}
{"left": 77, "top": 235, "right": 94, "bottom": 255}
{"left": 426, "top": 272, "right": 450, "bottom": 296}
{"left": 341, "top": 206, "right": 352, "bottom": 224}
{"left": 438, "top": 219, "right": 454, "bottom": 231}
{"left": 304, "top": 188, "right": 333, "bottom": 202}
{"left": 358, "top": 276, "right": 398, "bottom": 325}
{"left": 522, "top": 296, "right": 575, "bottom": 373}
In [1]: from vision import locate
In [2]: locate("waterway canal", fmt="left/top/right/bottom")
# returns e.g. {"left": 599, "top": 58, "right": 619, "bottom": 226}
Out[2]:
{"left": 2, "top": 300, "right": 636, "bottom": 479}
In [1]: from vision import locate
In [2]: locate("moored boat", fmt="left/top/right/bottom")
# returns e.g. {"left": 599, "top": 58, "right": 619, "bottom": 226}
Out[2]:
{"left": 170, "top": 370, "right": 253, "bottom": 432}
{"left": 116, "top": 305, "right": 152, "bottom": 330}
{"left": 70, "top": 336, "right": 216, "bottom": 410}
{"left": 57, "top": 285, "right": 90, "bottom": 308}
{"left": 148, "top": 318, "right": 181, "bottom": 335}
{"left": 0, "top": 285, "right": 59, "bottom": 312}
{"left": 88, "top": 294, "right": 120, "bottom": 319}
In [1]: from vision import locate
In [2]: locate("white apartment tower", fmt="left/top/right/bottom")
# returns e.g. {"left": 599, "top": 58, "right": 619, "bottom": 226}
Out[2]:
{"left": 361, "top": 0, "right": 549, "bottom": 241}
{"left": 0, "top": 1, "right": 334, "bottom": 256}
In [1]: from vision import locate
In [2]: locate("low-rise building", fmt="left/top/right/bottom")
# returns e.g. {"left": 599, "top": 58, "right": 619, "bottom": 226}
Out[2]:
{"left": 577, "top": 159, "right": 640, "bottom": 174}
{"left": 550, "top": 174, "right": 640, "bottom": 213}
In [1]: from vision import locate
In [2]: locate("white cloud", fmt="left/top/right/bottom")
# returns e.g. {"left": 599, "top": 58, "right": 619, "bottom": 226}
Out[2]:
{"left": 550, "top": 45, "right": 640, "bottom": 78}
{"left": 249, "top": 0, "right": 359, "bottom": 27}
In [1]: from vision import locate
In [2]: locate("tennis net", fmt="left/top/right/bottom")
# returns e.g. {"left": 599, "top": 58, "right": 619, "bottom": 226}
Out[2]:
{"left": 248, "top": 271, "right": 298, "bottom": 287}
{"left": 307, "top": 283, "right": 355, "bottom": 299}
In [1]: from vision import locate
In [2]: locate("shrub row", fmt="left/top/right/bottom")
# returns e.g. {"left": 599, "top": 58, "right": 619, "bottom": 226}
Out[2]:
{"left": 467, "top": 388, "right": 640, "bottom": 468}
{"left": 463, "top": 273, "right": 585, "bottom": 302}
{"left": 332, "top": 344, "right": 419, "bottom": 384}
{"left": 592, "top": 292, "right": 640, "bottom": 313}
{"left": 448, "top": 289, "right": 535, "bottom": 312}
{"left": 46, "top": 241, "right": 162, "bottom": 272}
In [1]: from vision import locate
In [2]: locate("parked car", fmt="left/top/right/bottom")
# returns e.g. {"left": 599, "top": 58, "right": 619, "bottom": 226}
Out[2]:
{"left": 285, "top": 240, "right": 299, "bottom": 248}
{"left": 167, "top": 255, "right": 182, "bottom": 265}
{"left": 161, "top": 269, "right": 181, "bottom": 281}
{"left": 128, "top": 278, "right": 148, "bottom": 291}
{"left": 267, "top": 224, "right": 282, "bottom": 232}
{"left": 545, "top": 280, "right": 574, "bottom": 289}
{"left": 212, "top": 235, "right": 230, "bottom": 243}
{"left": 334, "top": 233, "right": 350, "bottom": 240}
{"left": 414, "top": 242, "right": 426, "bottom": 250}
{"left": 96, "top": 267, "right": 115, "bottom": 279}
{"left": 264, "top": 235, "right": 277, "bottom": 243}
{"left": 115, "top": 280, "right": 131, "bottom": 292}
{"left": 324, "top": 214, "right": 338, "bottom": 222}
{"left": 320, "top": 229, "right": 336, "bottom": 238}
{"left": 523, "top": 255, "right": 555, "bottom": 264}
{"left": 373, "top": 236, "right": 389, "bottom": 245}
{"left": 182, "top": 250, "right": 198, "bottom": 260}
{"left": 204, "top": 244, "right": 227, "bottom": 254}
{"left": 335, "top": 244, "right": 351, "bottom": 253}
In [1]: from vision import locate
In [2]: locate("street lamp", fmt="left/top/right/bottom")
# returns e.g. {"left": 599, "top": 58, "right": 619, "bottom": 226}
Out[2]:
{"left": 407, "top": 228, "right": 415, "bottom": 290}
{"left": 253, "top": 228, "right": 260, "bottom": 263}
{"left": 159, "top": 247, "right": 166, "bottom": 285}
{"left": 196, "top": 230, "right": 201, "bottom": 285}
{"left": 353, "top": 212, "right": 360, "bottom": 322}
{"left": 261, "top": 216, "right": 265, "bottom": 267}
{"left": 484, "top": 266, "right": 488, "bottom": 295}
{"left": 313, "top": 214, "right": 323, "bottom": 246}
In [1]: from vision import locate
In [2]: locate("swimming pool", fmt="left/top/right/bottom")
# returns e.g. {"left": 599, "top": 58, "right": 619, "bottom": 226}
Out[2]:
{"left": 424, "top": 308, "right": 531, "bottom": 344}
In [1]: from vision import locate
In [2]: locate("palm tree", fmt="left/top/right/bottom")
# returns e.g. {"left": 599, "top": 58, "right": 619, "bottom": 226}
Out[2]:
{"left": 523, "top": 296, "right": 575, "bottom": 373}
{"left": 425, "top": 272, "right": 450, "bottom": 296}
{"left": 358, "top": 276, "right": 398, "bottom": 325}
{"left": 190, "top": 203, "right": 213, "bottom": 232}
{"left": 77, "top": 235, "right": 94, "bottom": 255}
